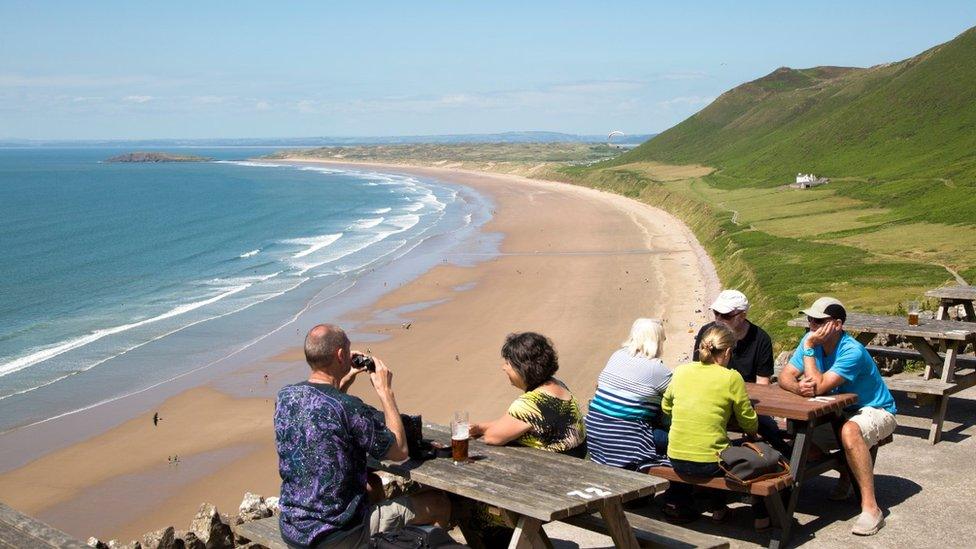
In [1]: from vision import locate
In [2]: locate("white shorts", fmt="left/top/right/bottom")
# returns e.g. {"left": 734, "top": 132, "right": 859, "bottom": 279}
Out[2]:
{"left": 812, "top": 406, "right": 897, "bottom": 450}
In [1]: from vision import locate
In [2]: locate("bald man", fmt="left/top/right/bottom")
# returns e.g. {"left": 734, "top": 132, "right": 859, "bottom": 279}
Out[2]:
{"left": 275, "top": 324, "right": 449, "bottom": 548}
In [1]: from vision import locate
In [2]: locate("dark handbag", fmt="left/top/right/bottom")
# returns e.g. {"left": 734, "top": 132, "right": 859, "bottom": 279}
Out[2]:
{"left": 370, "top": 525, "right": 462, "bottom": 548}
{"left": 718, "top": 441, "right": 790, "bottom": 485}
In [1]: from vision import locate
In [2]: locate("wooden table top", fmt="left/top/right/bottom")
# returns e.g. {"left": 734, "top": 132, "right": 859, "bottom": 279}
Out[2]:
{"left": 787, "top": 312, "right": 976, "bottom": 341}
{"left": 372, "top": 423, "right": 668, "bottom": 523}
{"left": 746, "top": 383, "right": 857, "bottom": 421}
{"left": 926, "top": 285, "right": 976, "bottom": 301}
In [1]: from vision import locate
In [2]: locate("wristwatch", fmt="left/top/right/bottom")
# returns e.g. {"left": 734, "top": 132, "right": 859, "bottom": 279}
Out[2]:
{"left": 803, "top": 347, "right": 816, "bottom": 357}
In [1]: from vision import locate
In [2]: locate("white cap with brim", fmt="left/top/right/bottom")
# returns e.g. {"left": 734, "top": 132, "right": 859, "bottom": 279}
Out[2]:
{"left": 801, "top": 296, "right": 846, "bottom": 320}
{"left": 710, "top": 290, "right": 749, "bottom": 314}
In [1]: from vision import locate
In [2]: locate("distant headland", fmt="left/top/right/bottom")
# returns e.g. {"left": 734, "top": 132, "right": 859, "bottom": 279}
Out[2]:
{"left": 105, "top": 152, "right": 213, "bottom": 163}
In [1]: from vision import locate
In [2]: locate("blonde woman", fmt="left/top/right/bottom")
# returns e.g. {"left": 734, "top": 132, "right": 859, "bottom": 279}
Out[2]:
{"left": 585, "top": 318, "right": 672, "bottom": 471}
{"left": 662, "top": 324, "right": 766, "bottom": 528}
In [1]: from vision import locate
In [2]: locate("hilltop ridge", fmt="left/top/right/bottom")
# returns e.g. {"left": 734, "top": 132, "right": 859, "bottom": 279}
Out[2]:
{"left": 620, "top": 25, "right": 976, "bottom": 186}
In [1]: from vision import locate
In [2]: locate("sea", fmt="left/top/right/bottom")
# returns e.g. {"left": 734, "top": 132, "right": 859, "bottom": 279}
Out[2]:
{"left": 0, "top": 148, "right": 494, "bottom": 434}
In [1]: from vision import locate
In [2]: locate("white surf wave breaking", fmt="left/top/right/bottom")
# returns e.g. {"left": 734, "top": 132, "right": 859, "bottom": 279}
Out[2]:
{"left": 239, "top": 249, "right": 260, "bottom": 258}
{"left": 0, "top": 284, "right": 250, "bottom": 378}
{"left": 287, "top": 233, "right": 344, "bottom": 259}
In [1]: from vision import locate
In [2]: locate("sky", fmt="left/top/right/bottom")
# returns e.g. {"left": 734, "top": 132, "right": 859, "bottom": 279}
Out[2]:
{"left": 2, "top": 1, "right": 976, "bottom": 140}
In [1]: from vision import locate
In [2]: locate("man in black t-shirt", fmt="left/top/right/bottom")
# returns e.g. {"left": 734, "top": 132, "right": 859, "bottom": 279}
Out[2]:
{"left": 693, "top": 290, "right": 789, "bottom": 466}
{"left": 693, "top": 290, "right": 774, "bottom": 384}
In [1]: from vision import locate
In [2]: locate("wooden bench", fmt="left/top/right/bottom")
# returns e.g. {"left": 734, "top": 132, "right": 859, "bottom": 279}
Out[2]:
{"left": 0, "top": 501, "right": 88, "bottom": 549}
{"left": 237, "top": 512, "right": 730, "bottom": 549}
{"left": 563, "top": 510, "right": 730, "bottom": 548}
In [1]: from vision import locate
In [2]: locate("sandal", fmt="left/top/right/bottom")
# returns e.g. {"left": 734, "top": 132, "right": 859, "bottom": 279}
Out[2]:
{"left": 663, "top": 502, "right": 699, "bottom": 524}
{"left": 710, "top": 506, "right": 730, "bottom": 523}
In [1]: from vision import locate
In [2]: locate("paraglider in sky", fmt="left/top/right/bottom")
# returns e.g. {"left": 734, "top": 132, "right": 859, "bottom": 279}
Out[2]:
{"left": 607, "top": 130, "right": 625, "bottom": 147}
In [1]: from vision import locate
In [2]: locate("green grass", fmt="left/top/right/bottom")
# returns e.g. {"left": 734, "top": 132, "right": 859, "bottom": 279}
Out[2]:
{"left": 557, "top": 163, "right": 953, "bottom": 351}
{"left": 614, "top": 26, "right": 976, "bottom": 216}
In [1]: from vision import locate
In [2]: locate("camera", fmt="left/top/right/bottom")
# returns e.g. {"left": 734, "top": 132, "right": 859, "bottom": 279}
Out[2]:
{"left": 352, "top": 353, "right": 376, "bottom": 372}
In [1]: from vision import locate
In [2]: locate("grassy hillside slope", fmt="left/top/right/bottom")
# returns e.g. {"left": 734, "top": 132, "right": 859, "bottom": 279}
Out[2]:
{"left": 621, "top": 26, "right": 976, "bottom": 188}
{"left": 559, "top": 28, "right": 976, "bottom": 347}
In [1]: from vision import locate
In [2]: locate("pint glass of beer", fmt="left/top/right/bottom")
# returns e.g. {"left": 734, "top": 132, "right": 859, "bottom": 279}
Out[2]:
{"left": 908, "top": 301, "right": 920, "bottom": 326}
{"left": 451, "top": 411, "right": 469, "bottom": 464}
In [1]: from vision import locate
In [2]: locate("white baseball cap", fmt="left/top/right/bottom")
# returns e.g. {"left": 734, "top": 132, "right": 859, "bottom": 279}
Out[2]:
{"left": 801, "top": 296, "right": 847, "bottom": 321}
{"left": 710, "top": 290, "right": 749, "bottom": 314}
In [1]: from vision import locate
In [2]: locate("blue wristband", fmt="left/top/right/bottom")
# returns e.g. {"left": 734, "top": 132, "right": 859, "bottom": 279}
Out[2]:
{"left": 803, "top": 347, "right": 816, "bottom": 357}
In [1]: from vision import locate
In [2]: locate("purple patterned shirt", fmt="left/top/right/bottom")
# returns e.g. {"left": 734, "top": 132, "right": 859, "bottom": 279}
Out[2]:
{"left": 275, "top": 381, "right": 393, "bottom": 548}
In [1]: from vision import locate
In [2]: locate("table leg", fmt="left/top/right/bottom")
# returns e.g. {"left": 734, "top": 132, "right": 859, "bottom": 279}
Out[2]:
{"left": 772, "top": 420, "right": 816, "bottom": 548}
{"left": 940, "top": 340, "right": 960, "bottom": 384}
{"left": 929, "top": 396, "right": 949, "bottom": 445}
{"left": 854, "top": 331, "right": 876, "bottom": 346}
{"left": 936, "top": 299, "right": 949, "bottom": 321}
{"left": 908, "top": 336, "right": 945, "bottom": 380}
{"left": 964, "top": 302, "right": 976, "bottom": 323}
{"left": 595, "top": 497, "right": 640, "bottom": 549}
{"left": 506, "top": 515, "right": 551, "bottom": 549}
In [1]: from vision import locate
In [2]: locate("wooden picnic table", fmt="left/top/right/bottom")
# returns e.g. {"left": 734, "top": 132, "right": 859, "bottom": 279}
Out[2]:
{"left": 371, "top": 422, "right": 669, "bottom": 549}
{"left": 788, "top": 312, "right": 976, "bottom": 443}
{"left": 746, "top": 383, "right": 857, "bottom": 549}
{"left": 926, "top": 285, "right": 976, "bottom": 321}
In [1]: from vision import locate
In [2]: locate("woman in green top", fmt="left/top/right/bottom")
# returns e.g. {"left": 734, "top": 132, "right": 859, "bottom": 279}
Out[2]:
{"left": 662, "top": 324, "right": 768, "bottom": 529}
{"left": 470, "top": 331, "right": 586, "bottom": 456}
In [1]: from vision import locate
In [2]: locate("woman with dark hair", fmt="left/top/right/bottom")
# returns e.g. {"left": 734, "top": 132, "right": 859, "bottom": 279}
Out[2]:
{"left": 469, "top": 332, "right": 586, "bottom": 457}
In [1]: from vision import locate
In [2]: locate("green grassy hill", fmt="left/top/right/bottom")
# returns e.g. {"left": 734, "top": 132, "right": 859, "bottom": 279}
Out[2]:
{"left": 620, "top": 26, "right": 976, "bottom": 189}
{"left": 556, "top": 27, "right": 976, "bottom": 347}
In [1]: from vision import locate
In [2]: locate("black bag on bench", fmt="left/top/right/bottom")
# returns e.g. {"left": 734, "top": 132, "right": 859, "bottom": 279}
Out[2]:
{"left": 718, "top": 441, "right": 790, "bottom": 485}
{"left": 369, "top": 525, "right": 462, "bottom": 548}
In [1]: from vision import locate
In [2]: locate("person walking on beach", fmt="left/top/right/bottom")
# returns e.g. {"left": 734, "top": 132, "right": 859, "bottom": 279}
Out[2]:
{"left": 779, "top": 297, "right": 896, "bottom": 536}
{"left": 693, "top": 290, "right": 790, "bottom": 455}
{"left": 153, "top": 412, "right": 160, "bottom": 426}
{"left": 275, "top": 324, "right": 450, "bottom": 548}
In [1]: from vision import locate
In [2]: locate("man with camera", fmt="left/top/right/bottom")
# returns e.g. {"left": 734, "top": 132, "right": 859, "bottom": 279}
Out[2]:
{"left": 779, "top": 298, "right": 896, "bottom": 536}
{"left": 275, "top": 324, "right": 450, "bottom": 548}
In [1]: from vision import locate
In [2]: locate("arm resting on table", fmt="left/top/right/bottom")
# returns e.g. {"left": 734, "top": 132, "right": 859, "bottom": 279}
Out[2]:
{"left": 469, "top": 413, "right": 531, "bottom": 446}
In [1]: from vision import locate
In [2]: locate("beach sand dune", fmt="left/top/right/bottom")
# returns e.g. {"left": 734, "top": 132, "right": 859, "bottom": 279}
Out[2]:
{"left": 0, "top": 163, "right": 718, "bottom": 541}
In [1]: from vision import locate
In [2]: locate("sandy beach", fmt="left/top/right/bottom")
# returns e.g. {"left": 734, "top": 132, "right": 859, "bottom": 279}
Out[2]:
{"left": 0, "top": 161, "right": 719, "bottom": 542}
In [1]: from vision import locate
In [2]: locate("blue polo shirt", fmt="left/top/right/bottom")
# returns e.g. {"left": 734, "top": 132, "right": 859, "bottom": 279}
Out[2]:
{"left": 789, "top": 332, "right": 896, "bottom": 415}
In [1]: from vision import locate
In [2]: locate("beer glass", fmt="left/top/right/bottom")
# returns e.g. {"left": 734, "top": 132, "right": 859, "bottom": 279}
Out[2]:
{"left": 451, "top": 411, "right": 469, "bottom": 464}
{"left": 908, "top": 301, "right": 920, "bottom": 326}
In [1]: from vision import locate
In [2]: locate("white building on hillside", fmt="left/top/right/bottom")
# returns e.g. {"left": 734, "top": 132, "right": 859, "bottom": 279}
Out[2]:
{"left": 790, "top": 173, "right": 829, "bottom": 189}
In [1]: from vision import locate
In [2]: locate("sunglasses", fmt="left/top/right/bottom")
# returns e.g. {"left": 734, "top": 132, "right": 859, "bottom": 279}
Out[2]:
{"left": 713, "top": 310, "right": 743, "bottom": 320}
{"left": 807, "top": 316, "right": 833, "bottom": 326}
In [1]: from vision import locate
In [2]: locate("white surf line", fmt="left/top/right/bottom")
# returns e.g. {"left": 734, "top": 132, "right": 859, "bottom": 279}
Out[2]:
{"left": 1, "top": 277, "right": 355, "bottom": 435}
{"left": 0, "top": 277, "right": 306, "bottom": 404}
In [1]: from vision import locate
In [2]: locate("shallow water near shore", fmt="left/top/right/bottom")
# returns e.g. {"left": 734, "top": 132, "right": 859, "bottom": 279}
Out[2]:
{"left": 0, "top": 149, "right": 495, "bottom": 438}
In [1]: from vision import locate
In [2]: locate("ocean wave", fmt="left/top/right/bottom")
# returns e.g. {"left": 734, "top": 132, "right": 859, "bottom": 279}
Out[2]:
{"left": 403, "top": 202, "right": 425, "bottom": 212}
{"left": 0, "top": 284, "right": 250, "bottom": 378}
{"left": 368, "top": 207, "right": 392, "bottom": 214}
{"left": 216, "top": 160, "right": 281, "bottom": 168}
{"left": 0, "top": 274, "right": 308, "bottom": 403}
{"left": 349, "top": 217, "right": 384, "bottom": 230}
{"left": 239, "top": 248, "right": 260, "bottom": 258}
{"left": 293, "top": 216, "right": 420, "bottom": 276}
{"left": 287, "top": 233, "right": 343, "bottom": 259}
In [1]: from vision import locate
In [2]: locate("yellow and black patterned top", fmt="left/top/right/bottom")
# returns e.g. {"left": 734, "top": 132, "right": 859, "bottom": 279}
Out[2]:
{"left": 507, "top": 380, "right": 586, "bottom": 456}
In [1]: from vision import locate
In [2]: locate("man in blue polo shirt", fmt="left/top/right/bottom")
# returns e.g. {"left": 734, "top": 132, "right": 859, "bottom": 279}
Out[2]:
{"left": 779, "top": 297, "right": 896, "bottom": 537}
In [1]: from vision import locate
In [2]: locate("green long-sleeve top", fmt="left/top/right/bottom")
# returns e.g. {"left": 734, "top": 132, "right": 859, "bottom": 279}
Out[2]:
{"left": 662, "top": 361, "right": 758, "bottom": 463}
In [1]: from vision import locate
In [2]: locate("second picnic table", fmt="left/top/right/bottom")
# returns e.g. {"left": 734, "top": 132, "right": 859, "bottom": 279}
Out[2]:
{"left": 926, "top": 284, "right": 976, "bottom": 321}
{"left": 746, "top": 383, "right": 857, "bottom": 549}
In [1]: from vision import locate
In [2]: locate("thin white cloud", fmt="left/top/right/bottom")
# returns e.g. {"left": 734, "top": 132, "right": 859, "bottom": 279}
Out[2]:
{"left": 123, "top": 95, "right": 153, "bottom": 104}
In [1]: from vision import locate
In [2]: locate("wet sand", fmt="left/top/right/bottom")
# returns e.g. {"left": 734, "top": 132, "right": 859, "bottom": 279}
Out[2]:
{"left": 0, "top": 162, "right": 719, "bottom": 542}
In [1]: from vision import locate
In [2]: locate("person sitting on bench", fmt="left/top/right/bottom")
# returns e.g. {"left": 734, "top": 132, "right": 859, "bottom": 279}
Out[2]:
{"left": 662, "top": 324, "right": 767, "bottom": 529}
{"left": 779, "top": 297, "right": 897, "bottom": 536}
{"left": 275, "top": 324, "right": 450, "bottom": 549}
